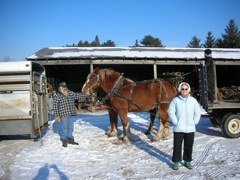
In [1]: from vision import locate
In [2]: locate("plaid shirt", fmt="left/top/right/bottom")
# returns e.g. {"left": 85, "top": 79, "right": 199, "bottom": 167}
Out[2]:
{"left": 53, "top": 90, "right": 87, "bottom": 118}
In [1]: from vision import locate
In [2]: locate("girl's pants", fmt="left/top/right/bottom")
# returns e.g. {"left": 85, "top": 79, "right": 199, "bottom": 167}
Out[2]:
{"left": 172, "top": 132, "right": 195, "bottom": 163}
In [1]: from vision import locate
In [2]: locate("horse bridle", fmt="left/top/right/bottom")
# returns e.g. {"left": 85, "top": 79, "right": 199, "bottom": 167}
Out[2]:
{"left": 83, "top": 72, "right": 100, "bottom": 96}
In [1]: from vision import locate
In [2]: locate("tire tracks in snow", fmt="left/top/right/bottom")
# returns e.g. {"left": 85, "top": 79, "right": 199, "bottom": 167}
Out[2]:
{"left": 178, "top": 138, "right": 221, "bottom": 180}
{"left": 207, "top": 161, "right": 240, "bottom": 179}
{"left": 194, "top": 139, "right": 221, "bottom": 167}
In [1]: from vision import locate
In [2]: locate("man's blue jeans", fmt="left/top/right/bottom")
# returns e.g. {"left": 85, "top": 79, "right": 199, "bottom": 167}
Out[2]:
{"left": 60, "top": 115, "right": 76, "bottom": 141}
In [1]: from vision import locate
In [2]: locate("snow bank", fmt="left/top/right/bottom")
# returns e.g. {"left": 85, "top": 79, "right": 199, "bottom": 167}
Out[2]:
{"left": 0, "top": 112, "right": 240, "bottom": 179}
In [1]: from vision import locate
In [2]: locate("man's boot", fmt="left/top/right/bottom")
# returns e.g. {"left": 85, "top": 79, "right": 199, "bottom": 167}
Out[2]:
{"left": 62, "top": 139, "right": 68, "bottom": 147}
{"left": 68, "top": 138, "right": 79, "bottom": 145}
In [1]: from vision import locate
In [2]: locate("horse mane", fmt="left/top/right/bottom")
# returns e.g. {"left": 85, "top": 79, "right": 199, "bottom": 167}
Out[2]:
{"left": 98, "top": 69, "right": 134, "bottom": 85}
{"left": 98, "top": 69, "right": 120, "bottom": 82}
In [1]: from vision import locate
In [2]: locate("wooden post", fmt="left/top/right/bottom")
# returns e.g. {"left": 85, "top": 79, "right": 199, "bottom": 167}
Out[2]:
{"left": 90, "top": 63, "right": 93, "bottom": 72}
{"left": 213, "top": 63, "right": 218, "bottom": 102}
{"left": 153, "top": 64, "right": 157, "bottom": 79}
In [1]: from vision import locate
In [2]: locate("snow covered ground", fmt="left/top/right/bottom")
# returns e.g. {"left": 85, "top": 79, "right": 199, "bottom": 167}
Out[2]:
{"left": 0, "top": 111, "right": 240, "bottom": 180}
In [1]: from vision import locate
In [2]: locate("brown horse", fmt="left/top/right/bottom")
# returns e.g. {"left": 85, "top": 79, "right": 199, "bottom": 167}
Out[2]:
{"left": 82, "top": 68, "right": 177, "bottom": 142}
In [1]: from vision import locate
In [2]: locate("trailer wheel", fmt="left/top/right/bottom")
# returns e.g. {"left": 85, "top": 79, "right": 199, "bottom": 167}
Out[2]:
{"left": 222, "top": 113, "right": 233, "bottom": 121}
{"left": 221, "top": 114, "right": 240, "bottom": 138}
{"left": 220, "top": 113, "right": 232, "bottom": 137}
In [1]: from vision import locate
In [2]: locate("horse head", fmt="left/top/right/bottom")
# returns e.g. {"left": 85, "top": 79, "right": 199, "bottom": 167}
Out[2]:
{"left": 82, "top": 67, "right": 124, "bottom": 97}
{"left": 82, "top": 67, "right": 101, "bottom": 96}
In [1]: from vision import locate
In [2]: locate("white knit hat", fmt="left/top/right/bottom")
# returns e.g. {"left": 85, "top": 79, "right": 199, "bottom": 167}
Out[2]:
{"left": 178, "top": 82, "right": 191, "bottom": 93}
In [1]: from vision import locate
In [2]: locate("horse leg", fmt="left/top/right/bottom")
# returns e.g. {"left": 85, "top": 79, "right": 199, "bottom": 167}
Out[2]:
{"left": 153, "top": 110, "right": 170, "bottom": 142}
{"left": 118, "top": 112, "right": 132, "bottom": 142}
{"left": 152, "top": 118, "right": 164, "bottom": 142}
{"left": 162, "top": 121, "right": 170, "bottom": 139}
{"left": 145, "top": 113, "right": 155, "bottom": 135}
{"left": 105, "top": 110, "right": 112, "bottom": 135}
{"left": 153, "top": 119, "right": 170, "bottom": 141}
{"left": 105, "top": 109, "right": 118, "bottom": 137}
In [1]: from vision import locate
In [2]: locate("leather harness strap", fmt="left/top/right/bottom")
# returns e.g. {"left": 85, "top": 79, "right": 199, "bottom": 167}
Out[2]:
{"left": 100, "top": 75, "right": 172, "bottom": 123}
{"left": 128, "top": 82, "right": 136, "bottom": 111}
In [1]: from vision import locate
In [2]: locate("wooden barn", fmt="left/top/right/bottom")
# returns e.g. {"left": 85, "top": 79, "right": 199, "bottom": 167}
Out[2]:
{"left": 27, "top": 47, "right": 240, "bottom": 138}
{"left": 26, "top": 47, "right": 240, "bottom": 92}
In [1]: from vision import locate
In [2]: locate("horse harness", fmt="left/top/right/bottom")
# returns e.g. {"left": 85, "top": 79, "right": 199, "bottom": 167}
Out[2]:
{"left": 99, "top": 74, "right": 172, "bottom": 123}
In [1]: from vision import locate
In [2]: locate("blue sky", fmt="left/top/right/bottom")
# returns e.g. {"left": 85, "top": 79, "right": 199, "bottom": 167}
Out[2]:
{"left": 0, "top": 0, "right": 240, "bottom": 61}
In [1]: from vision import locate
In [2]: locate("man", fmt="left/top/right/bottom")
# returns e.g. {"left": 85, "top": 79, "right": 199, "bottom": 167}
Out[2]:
{"left": 53, "top": 82, "right": 87, "bottom": 147}
{"left": 204, "top": 49, "right": 215, "bottom": 103}
{"left": 168, "top": 82, "right": 201, "bottom": 170}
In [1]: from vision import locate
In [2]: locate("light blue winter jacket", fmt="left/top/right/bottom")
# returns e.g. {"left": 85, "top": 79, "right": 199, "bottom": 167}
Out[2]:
{"left": 168, "top": 94, "right": 201, "bottom": 133}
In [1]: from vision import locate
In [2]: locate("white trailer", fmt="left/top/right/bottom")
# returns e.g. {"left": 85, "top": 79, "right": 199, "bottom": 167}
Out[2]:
{"left": 0, "top": 61, "right": 48, "bottom": 138}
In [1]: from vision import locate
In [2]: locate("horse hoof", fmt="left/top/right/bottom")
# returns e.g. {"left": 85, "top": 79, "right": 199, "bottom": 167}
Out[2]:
{"left": 152, "top": 136, "right": 161, "bottom": 142}
{"left": 151, "top": 138, "right": 157, "bottom": 142}
{"left": 108, "top": 134, "right": 117, "bottom": 137}
{"left": 119, "top": 133, "right": 124, "bottom": 139}
{"left": 122, "top": 137, "right": 129, "bottom": 143}
{"left": 105, "top": 131, "right": 111, "bottom": 135}
{"left": 161, "top": 136, "right": 169, "bottom": 140}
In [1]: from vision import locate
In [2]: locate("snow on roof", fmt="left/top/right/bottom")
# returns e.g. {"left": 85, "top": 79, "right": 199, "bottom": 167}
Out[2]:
{"left": 26, "top": 47, "right": 240, "bottom": 60}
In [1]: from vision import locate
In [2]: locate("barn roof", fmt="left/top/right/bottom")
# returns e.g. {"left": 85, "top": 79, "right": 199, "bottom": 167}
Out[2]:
{"left": 26, "top": 47, "right": 240, "bottom": 65}
{"left": 27, "top": 47, "right": 240, "bottom": 60}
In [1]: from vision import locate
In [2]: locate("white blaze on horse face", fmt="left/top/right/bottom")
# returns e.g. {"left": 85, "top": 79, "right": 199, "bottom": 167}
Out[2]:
{"left": 81, "top": 79, "right": 90, "bottom": 93}
{"left": 82, "top": 73, "right": 99, "bottom": 95}
{"left": 81, "top": 84, "right": 85, "bottom": 93}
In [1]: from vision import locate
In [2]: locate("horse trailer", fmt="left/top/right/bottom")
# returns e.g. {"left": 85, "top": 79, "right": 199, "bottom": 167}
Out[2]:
{"left": 0, "top": 61, "right": 48, "bottom": 138}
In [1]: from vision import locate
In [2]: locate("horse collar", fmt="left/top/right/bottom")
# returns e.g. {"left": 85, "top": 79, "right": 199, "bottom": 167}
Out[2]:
{"left": 105, "top": 73, "right": 124, "bottom": 100}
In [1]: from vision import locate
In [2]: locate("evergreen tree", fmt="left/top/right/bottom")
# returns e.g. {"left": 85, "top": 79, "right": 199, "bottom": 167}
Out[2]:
{"left": 77, "top": 40, "right": 84, "bottom": 47}
{"left": 203, "top": 31, "right": 216, "bottom": 48}
{"left": 66, "top": 43, "right": 77, "bottom": 47}
{"left": 90, "top": 35, "right": 101, "bottom": 47}
{"left": 83, "top": 41, "right": 90, "bottom": 47}
{"left": 133, "top": 39, "right": 139, "bottom": 47}
{"left": 218, "top": 19, "right": 240, "bottom": 48}
{"left": 140, "top": 35, "right": 165, "bottom": 47}
{"left": 187, "top": 36, "right": 202, "bottom": 48}
{"left": 101, "top": 40, "right": 116, "bottom": 47}
{"left": 90, "top": 41, "right": 98, "bottom": 47}
{"left": 215, "top": 38, "right": 224, "bottom": 48}
{"left": 95, "top": 35, "right": 101, "bottom": 46}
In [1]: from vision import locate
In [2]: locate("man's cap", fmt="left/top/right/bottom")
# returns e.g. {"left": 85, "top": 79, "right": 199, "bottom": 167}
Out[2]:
{"left": 59, "top": 82, "right": 67, "bottom": 87}
{"left": 204, "top": 49, "right": 212, "bottom": 55}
